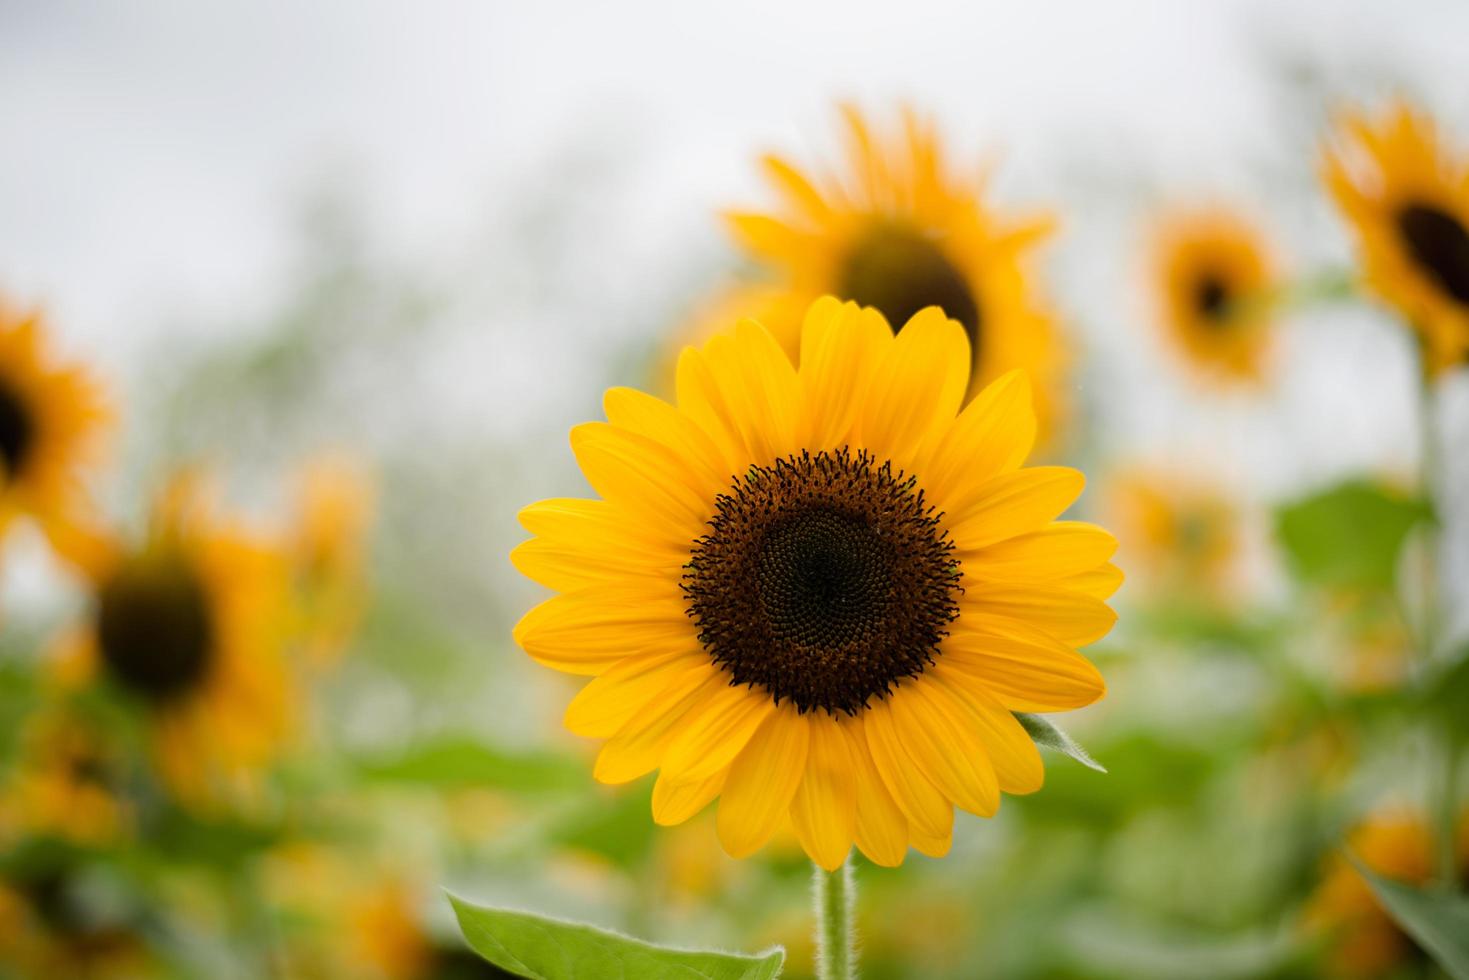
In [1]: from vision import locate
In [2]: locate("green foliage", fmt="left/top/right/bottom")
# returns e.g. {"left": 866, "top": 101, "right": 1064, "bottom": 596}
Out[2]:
{"left": 1274, "top": 479, "right": 1430, "bottom": 591}
{"left": 1352, "top": 860, "right": 1469, "bottom": 979}
{"left": 354, "top": 737, "right": 587, "bottom": 794}
{"left": 1419, "top": 645, "right": 1469, "bottom": 745}
{"left": 449, "top": 893, "right": 786, "bottom": 980}
{"left": 1017, "top": 713, "right": 1106, "bottom": 773}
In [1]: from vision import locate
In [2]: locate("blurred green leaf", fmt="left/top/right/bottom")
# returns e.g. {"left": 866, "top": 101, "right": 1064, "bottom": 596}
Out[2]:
{"left": 547, "top": 782, "right": 659, "bottom": 870}
{"left": 1352, "top": 859, "right": 1469, "bottom": 979}
{"left": 1017, "top": 713, "right": 1105, "bottom": 772}
{"left": 1274, "top": 480, "right": 1430, "bottom": 591}
{"left": 1419, "top": 645, "right": 1469, "bottom": 744}
{"left": 449, "top": 893, "right": 785, "bottom": 980}
{"left": 355, "top": 738, "right": 586, "bottom": 794}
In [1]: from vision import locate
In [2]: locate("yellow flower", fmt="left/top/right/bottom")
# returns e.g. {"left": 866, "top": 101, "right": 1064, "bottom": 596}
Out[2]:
{"left": 1306, "top": 810, "right": 1469, "bottom": 977}
{"left": 1, "top": 707, "right": 129, "bottom": 846}
{"left": 56, "top": 473, "right": 294, "bottom": 805}
{"left": 1150, "top": 209, "right": 1277, "bottom": 382}
{"left": 286, "top": 454, "right": 375, "bottom": 668}
{"left": 725, "top": 105, "right": 1068, "bottom": 441}
{"left": 1104, "top": 468, "right": 1239, "bottom": 599}
{"left": 512, "top": 297, "right": 1118, "bottom": 870}
{"left": 0, "top": 298, "right": 109, "bottom": 558}
{"left": 1324, "top": 102, "right": 1469, "bottom": 376}
{"left": 0, "top": 877, "right": 154, "bottom": 978}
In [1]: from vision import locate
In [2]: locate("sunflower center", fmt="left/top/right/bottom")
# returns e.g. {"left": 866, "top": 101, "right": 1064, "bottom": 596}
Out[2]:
{"left": 0, "top": 378, "right": 36, "bottom": 478}
{"left": 1396, "top": 202, "right": 1469, "bottom": 306}
{"left": 96, "top": 555, "right": 214, "bottom": 703}
{"left": 839, "top": 221, "right": 982, "bottom": 354}
{"left": 683, "top": 449, "right": 960, "bottom": 716}
{"left": 1193, "top": 273, "right": 1233, "bottom": 323}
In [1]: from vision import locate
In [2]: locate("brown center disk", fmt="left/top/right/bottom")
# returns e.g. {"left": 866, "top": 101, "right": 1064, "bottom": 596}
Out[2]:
{"left": 1397, "top": 201, "right": 1469, "bottom": 307}
{"left": 683, "top": 449, "right": 961, "bottom": 716}
{"left": 96, "top": 555, "right": 215, "bottom": 703}
{"left": 839, "top": 221, "right": 982, "bottom": 356}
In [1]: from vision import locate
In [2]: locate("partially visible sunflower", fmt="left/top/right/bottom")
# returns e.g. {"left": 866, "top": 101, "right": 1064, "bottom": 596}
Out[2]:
{"left": 1324, "top": 102, "right": 1469, "bottom": 376}
{"left": 0, "top": 868, "right": 154, "bottom": 978}
{"left": 54, "top": 473, "right": 293, "bottom": 805}
{"left": 725, "top": 105, "right": 1068, "bottom": 440}
{"left": 285, "top": 454, "right": 374, "bottom": 668}
{"left": 0, "top": 298, "right": 109, "bottom": 557}
{"left": 1105, "top": 468, "right": 1239, "bottom": 601}
{"left": 1306, "top": 809, "right": 1469, "bottom": 977}
{"left": 1, "top": 706, "right": 130, "bottom": 846}
{"left": 1150, "top": 209, "right": 1277, "bottom": 383}
{"left": 513, "top": 296, "right": 1118, "bottom": 870}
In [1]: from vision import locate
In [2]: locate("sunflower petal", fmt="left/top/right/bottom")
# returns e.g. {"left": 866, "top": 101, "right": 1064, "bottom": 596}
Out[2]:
{"left": 960, "top": 589, "right": 1117, "bottom": 647}
{"left": 513, "top": 585, "right": 691, "bottom": 675}
{"left": 842, "top": 716, "right": 909, "bottom": 867}
{"left": 651, "top": 768, "right": 726, "bottom": 826}
{"left": 947, "top": 467, "right": 1085, "bottom": 551}
{"left": 963, "top": 521, "right": 1118, "bottom": 581}
{"left": 887, "top": 682, "right": 1000, "bottom": 817}
{"left": 857, "top": 308, "right": 970, "bottom": 468}
{"left": 593, "top": 667, "right": 721, "bottom": 784}
{"left": 717, "top": 706, "right": 810, "bottom": 859}
{"left": 863, "top": 698, "right": 954, "bottom": 839}
{"left": 942, "top": 621, "right": 1106, "bottom": 712}
{"left": 563, "top": 649, "right": 707, "bottom": 738}
{"left": 790, "top": 712, "right": 856, "bottom": 871}
{"left": 660, "top": 681, "right": 774, "bottom": 783}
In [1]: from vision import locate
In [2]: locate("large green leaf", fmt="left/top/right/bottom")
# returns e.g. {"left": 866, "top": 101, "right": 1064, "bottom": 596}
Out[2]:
{"left": 449, "top": 894, "right": 785, "bottom": 980}
{"left": 1016, "top": 713, "right": 1105, "bottom": 772}
{"left": 1353, "top": 860, "right": 1469, "bottom": 979}
{"left": 1274, "top": 480, "right": 1430, "bottom": 591}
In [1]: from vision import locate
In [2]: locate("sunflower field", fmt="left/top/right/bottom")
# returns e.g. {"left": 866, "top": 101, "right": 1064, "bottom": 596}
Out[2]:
{"left": 3, "top": 4, "right": 1469, "bottom": 979}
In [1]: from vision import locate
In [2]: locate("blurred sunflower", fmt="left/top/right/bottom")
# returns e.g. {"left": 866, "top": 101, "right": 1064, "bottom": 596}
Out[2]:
{"left": 1150, "top": 209, "right": 1277, "bottom": 383}
{"left": 1105, "top": 469, "right": 1239, "bottom": 600}
{"left": 1306, "top": 810, "right": 1469, "bottom": 977}
{"left": 513, "top": 297, "right": 1118, "bottom": 870}
{"left": 0, "top": 299, "right": 109, "bottom": 556}
{"left": 2, "top": 707, "right": 129, "bottom": 846}
{"left": 1324, "top": 102, "right": 1469, "bottom": 376}
{"left": 55, "top": 474, "right": 293, "bottom": 804}
{"left": 286, "top": 455, "right": 374, "bottom": 668}
{"left": 724, "top": 105, "right": 1068, "bottom": 440}
{"left": 0, "top": 867, "right": 154, "bottom": 978}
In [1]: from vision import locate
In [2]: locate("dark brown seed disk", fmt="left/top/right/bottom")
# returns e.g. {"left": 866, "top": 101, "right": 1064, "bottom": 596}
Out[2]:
{"left": 0, "top": 378, "right": 35, "bottom": 478}
{"left": 96, "top": 554, "right": 215, "bottom": 703}
{"left": 838, "top": 221, "right": 982, "bottom": 357}
{"left": 683, "top": 448, "right": 961, "bottom": 716}
{"left": 1397, "top": 202, "right": 1469, "bottom": 306}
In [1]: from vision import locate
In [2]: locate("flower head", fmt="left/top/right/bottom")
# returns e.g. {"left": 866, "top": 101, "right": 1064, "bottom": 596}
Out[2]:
{"left": 513, "top": 297, "right": 1118, "bottom": 869}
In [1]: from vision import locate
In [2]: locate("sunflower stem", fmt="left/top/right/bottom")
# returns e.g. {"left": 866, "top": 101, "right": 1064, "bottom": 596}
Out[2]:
{"left": 813, "top": 858, "right": 856, "bottom": 980}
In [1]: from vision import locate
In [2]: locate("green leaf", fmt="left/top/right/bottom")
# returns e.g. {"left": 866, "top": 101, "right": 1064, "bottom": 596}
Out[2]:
{"left": 1274, "top": 479, "right": 1430, "bottom": 591}
{"left": 448, "top": 893, "right": 785, "bottom": 980}
{"left": 1352, "top": 859, "right": 1469, "bottom": 979}
{"left": 354, "top": 738, "right": 586, "bottom": 794}
{"left": 1016, "top": 713, "right": 1106, "bottom": 773}
{"left": 1419, "top": 645, "right": 1469, "bottom": 744}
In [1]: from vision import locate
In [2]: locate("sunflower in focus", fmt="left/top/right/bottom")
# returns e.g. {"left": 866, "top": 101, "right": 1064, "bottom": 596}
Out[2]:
{"left": 1150, "top": 209, "right": 1277, "bottom": 383}
{"left": 1105, "top": 469, "right": 1239, "bottom": 601}
{"left": 513, "top": 297, "right": 1118, "bottom": 870}
{"left": 286, "top": 454, "right": 374, "bottom": 668}
{"left": 1324, "top": 102, "right": 1469, "bottom": 376}
{"left": 55, "top": 474, "right": 293, "bottom": 804}
{"left": 1306, "top": 810, "right": 1469, "bottom": 977}
{"left": 724, "top": 106, "right": 1068, "bottom": 440}
{"left": 0, "top": 299, "right": 109, "bottom": 554}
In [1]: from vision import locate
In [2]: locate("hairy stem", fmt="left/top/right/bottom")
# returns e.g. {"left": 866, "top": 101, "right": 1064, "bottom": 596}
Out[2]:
{"left": 813, "top": 858, "right": 856, "bottom": 980}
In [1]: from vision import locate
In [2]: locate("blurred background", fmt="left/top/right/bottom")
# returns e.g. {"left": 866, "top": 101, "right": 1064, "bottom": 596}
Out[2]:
{"left": 3, "top": 1, "right": 1469, "bottom": 977}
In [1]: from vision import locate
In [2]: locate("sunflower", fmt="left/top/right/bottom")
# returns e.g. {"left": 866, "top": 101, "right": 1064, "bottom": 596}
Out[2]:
{"left": 1306, "top": 810, "right": 1469, "bottom": 977}
{"left": 1105, "top": 468, "right": 1238, "bottom": 600}
{"left": 512, "top": 297, "right": 1118, "bottom": 870}
{"left": 725, "top": 106, "right": 1068, "bottom": 440}
{"left": 1324, "top": 102, "right": 1469, "bottom": 376}
{"left": 0, "top": 866, "right": 154, "bottom": 978}
{"left": 0, "top": 298, "right": 109, "bottom": 556}
{"left": 286, "top": 454, "right": 374, "bottom": 668}
{"left": 1, "top": 707, "right": 130, "bottom": 846}
{"left": 55, "top": 474, "right": 293, "bottom": 804}
{"left": 1150, "top": 209, "right": 1277, "bottom": 382}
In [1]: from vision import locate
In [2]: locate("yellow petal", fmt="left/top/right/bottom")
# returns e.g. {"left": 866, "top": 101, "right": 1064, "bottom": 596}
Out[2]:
{"left": 593, "top": 666, "right": 720, "bottom": 784}
{"left": 887, "top": 681, "right": 1000, "bottom": 817}
{"left": 517, "top": 497, "right": 689, "bottom": 558}
{"left": 910, "top": 828, "right": 952, "bottom": 859}
{"left": 1057, "top": 562, "right": 1125, "bottom": 600}
{"left": 863, "top": 698, "right": 954, "bottom": 839}
{"left": 563, "top": 649, "right": 708, "bottom": 738}
{"left": 660, "top": 680, "right": 774, "bottom": 783}
{"left": 941, "top": 621, "right": 1106, "bottom": 712}
{"left": 916, "top": 370, "right": 1037, "bottom": 515}
{"left": 962, "top": 521, "right": 1118, "bottom": 581}
{"left": 857, "top": 308, "right": 969, "bottom": 469}
{"left": 701, "top": 320, "right": 801, "bottom": 466}
{"left": 790, "top": 712, "right": 856, "bottom": 872}
{"left": 603, "top": 387, "right": 736, "bottom": 494}
{"left": 760, "top": 153, "right": 831, "bottom": 222}
{"left": 933, "top": 664, "right": 1044, "bottom": 794}
{"left": 947, "top": 467, "right": 1085, "bottom": 552}
{"left": 797, "top": 298, "right": 890, "bottom": 451}
{"left": 513, "top": 584, "right": 691, "bottom": 675}
{"left": 570, "top": 423, "right": 711, "bottom": 535}
{"left": 842, "top": 716, "right": 908, "bottom": 868}
{"left": 510, "top": 537, "right": 680, "bottom": 593}
{"left": 651, "top": 768, "right": 726, "bottom": 826}
{"left": 717, "top": 705, "right": 810, "bottom": 859}
{"left": 960, "top": 589, "right": 1117, "bottom": 648}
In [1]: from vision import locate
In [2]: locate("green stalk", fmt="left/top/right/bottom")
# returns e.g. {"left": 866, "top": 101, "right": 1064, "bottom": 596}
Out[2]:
{"left": 813, "top": 858, "right": 856, "bottom": 980}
